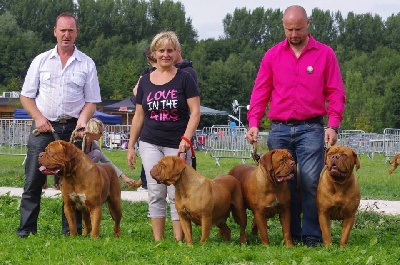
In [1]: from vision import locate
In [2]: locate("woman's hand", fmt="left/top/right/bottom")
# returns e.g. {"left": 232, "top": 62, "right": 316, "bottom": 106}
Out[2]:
{"left": 127, "top": 147, "right": 137, "bottom": 170}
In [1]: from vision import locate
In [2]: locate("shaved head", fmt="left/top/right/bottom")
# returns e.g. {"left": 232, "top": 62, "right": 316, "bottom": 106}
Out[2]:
{"left": 282, "top": 5, "right": 310, "bottom": 47}
{"left": 283, "top": 5, "right": 308, "bottom": 22}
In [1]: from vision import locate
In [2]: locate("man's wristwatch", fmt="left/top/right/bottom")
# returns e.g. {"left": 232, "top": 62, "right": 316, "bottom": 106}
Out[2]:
{"left": 328, "top": 126, "right": 339, "bottom": 134}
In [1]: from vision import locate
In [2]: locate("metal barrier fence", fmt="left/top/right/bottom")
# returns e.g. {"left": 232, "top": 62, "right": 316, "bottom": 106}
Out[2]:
{"left": 337, "top": 129, "right": 391, "bottom": 161}
{"left": 382, "top": 128, "right": 400, "bottom": 162}
{"left": 0, "top": 119, "right": 31, "bottom": 155}
{"left": 102, "top": 125, "right": 130, "bottom": 150}
{"left": 201, "top": 125, "right": 251, "bottom": 166}
{"left": 5, "top": 118, "right": 397, "bottom": 163}
{"left": 0, "top": 119, "right": 132, "bottom": 155}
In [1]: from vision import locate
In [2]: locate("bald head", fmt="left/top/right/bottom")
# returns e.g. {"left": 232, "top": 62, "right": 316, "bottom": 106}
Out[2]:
{"left": 283, "top": 5, "right": 308, "bottom": 22}
{"left": 282, "top": 5, "right": 310, "bottom": 47}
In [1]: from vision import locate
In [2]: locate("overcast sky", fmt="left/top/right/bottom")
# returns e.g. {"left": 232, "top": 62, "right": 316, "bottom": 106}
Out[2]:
{"left": 175, "top": 0, "right": 400, "bottom": 40}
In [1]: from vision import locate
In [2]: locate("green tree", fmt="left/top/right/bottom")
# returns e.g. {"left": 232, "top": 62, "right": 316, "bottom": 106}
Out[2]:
{"left": 0, "top": 12, "right": 42, "bottom": 90}
{"left": 384, "top": 13, "right": 400, "bottom": 51}
{"left": 0, "top": 0, "right": 75, "bottom": 43}
{"left": 223, "top": 7, "right": 284, "bottom": 49}
{"left": 98, "top": 57, "right": 136, "bottom": 99}
{"left": 309, "top": 8, "right": 338, "bottom": 48}
{"left": 337, "top": 12, "right": 385, "bottom": 53}
{"left": 148, "top": 0, "right": 197, "bottom": 47}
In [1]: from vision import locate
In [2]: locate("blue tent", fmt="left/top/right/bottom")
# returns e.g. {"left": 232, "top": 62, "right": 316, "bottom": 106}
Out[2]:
{"left": 93, "top": 110, "right": 122, "bottom": 125}
{"left": 13, "top": 108, "right": 122, "bottom": 125}
{"left": 13, "top": 108, "right": 31, "bottom": 119}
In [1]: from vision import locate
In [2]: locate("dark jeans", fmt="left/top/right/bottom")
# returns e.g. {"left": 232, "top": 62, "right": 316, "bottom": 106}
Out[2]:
{"left": 16, "top": 120, "right": 82, "bottom": 237}
{"left": 267, "top": 121, "right": 324, "bottom": 242}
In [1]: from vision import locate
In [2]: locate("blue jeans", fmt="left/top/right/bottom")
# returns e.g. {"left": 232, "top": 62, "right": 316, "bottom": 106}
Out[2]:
{"left": 267, "top": 121, "right": 324, "bottom": 242}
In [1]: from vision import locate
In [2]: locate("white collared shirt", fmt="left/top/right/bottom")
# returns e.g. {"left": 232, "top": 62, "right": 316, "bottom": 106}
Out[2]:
{"left": 21, "top": 45, "right": 102, "bottom": 121}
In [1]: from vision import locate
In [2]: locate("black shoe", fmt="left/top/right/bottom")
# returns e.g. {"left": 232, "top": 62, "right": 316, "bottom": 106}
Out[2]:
{"left": 16, "top": 230, "right": 34, "bottom": 238}
{"left": 303, "top": 237, "right": 322, "bottom": 248}
{"left": 292, "top": 237, "right": 302, "bottom": 245}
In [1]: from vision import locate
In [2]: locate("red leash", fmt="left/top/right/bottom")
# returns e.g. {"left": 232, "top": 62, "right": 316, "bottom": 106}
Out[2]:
{"left": 177, "top": 136, "right": 196, "bottom": 170}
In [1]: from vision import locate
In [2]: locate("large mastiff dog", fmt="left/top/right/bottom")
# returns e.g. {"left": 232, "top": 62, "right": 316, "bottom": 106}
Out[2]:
{"left": 38, "top": 140, "right": 122, "bottom": 238}
{"left": 228, "top": 149, "right": 296, "bottom": 247}
{"left": 317, "top": 146, "right": 360, "bottom": 248}
{"left": 150, "top": 156, "right": 247, "bottom": 246}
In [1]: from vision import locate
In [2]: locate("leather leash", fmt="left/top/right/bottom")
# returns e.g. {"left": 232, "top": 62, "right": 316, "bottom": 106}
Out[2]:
{"left": 251, "top": 142, "right": 261, "bottom": 165}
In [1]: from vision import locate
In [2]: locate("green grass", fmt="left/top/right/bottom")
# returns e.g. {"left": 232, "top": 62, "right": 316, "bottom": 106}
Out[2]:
{"left": 1, "top": 150, "right": 400, "bottom": 264}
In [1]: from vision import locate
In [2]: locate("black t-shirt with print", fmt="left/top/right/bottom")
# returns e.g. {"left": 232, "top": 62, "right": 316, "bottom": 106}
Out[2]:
{"left": 136, "top": 69, "right": 199, "bottom": 148}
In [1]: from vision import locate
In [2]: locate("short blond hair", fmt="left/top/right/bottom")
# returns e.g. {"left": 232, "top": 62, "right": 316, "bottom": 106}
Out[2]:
{"left": 86, "top": 118, "right": 104, "bottom": 134}
{"left": 150, "top": 31, "right": 181, "bottom": 54}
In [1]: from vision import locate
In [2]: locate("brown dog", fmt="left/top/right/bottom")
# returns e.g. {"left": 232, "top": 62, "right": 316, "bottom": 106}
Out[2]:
{"left": 388, "top": 153, "right": 400, "bottom": 174}
{"left": 150, "top": 156, "right": 247, "bottom": 246}
{"left": 228, "top": 149, "right": 296, "bottom": 247}
{"left": 38, "top": 140, "right": 122, "bottom": 238}
{"left": 317, "top": 146, "right": 360, "bottom": 248}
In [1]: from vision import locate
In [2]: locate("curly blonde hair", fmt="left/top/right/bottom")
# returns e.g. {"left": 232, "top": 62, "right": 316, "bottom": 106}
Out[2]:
{"left": 86, "top": 118, "right": 104, "bottom": 135}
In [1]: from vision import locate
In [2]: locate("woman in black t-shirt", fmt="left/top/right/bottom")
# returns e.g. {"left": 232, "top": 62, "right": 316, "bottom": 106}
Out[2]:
{"left": 127, "top": 31, "right": 200, "bottom": 242}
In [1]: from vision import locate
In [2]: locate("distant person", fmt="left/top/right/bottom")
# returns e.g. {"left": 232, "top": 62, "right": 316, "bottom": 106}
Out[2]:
{"left": 17, "top": 13, "right": 101, "bottom": 238}
{"left": 228, "top": 118, "right": 237, "bottom": 136}
{"left": 175, "top": 50, "right": 198, "bottom": 87}
{"left": 246, "top": 5, "right": 345, "bottom": 247}
{"left": 127, "top": 31, "right": 200, "bottom": 242}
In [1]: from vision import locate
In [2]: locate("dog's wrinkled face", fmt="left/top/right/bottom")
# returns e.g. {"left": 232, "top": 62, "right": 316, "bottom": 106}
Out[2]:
{"left": 38, "top": 140, "right": 76, "bottom": 175}
{"left": 259, "top": 149, "right": 296, "bottom": 183}
{"left": 150, "top": 156, "right": 186, "bottom": 185}
{"left": 325, "top": 146, "right": 360, "bottom": 181}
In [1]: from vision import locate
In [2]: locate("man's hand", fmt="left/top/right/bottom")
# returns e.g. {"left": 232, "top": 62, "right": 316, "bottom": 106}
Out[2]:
{"left": 324, "top": 127, "right": 338, "bottom": 146}
{"left": 246, "top": 127, "right": 259, "bottom": 143}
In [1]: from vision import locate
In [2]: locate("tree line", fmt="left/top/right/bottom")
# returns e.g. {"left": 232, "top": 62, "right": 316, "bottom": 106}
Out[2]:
{"left": 1, "top": 0, "right": 400, "bottom": 132}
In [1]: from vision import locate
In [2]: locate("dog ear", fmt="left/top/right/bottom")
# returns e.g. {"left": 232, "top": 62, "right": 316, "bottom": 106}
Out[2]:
{"left": 63, "top": 141, "right": 80, "bottom": 162}
{"left": 260, "top": 150, "right": 274, "bottom": 171}
{"left": 352, "top": 150, "right": 360, "bottom": 171}
{"left": 172, "top": 157, "right": 187, "bottom": 174}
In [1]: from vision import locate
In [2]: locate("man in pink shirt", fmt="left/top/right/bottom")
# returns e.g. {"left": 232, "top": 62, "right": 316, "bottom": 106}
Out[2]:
{"left": 246, "top": 5, "right": 345, "bottom": 247}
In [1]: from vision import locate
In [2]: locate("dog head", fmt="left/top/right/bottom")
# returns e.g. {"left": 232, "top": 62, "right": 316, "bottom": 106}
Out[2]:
{"left": 259, "top": 149, "right": 296, "bottom": 183}
{"left": 150, "top": 156, "right": 187, "bottom": 185}
{"left": 38, "top": 140, "right": 81, "bottom": 176}
{"left": 324, "top": 146, "right": 360, "bottom": 181}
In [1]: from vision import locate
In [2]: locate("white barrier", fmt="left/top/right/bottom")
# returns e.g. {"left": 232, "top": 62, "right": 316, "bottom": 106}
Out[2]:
{"left": 102, "top": 125, "right": 130, "bottom": 150}
{"left": 382, "top": 128, "right": 400, "bottom": 162}
{"left": 0, "top": 119, "right": 32, "bottom": 155}
{"left": 201, "top": 125, "right": 252, "bottom": 166}
{"left": 337, "top": 130, "right": 389, "bottom": 161}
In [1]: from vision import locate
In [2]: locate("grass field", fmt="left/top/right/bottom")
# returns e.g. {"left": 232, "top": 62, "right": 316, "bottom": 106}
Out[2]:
{"left": 0, "top": 150, "right": 400, "bottom": 264}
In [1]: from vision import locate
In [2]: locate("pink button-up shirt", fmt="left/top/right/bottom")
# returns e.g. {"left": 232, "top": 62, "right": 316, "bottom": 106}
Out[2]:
{"left": 247, "top": 34, "right": 345, "bottom": 128}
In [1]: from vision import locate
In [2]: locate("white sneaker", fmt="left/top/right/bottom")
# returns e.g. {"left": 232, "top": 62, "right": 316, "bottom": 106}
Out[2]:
{"left": 136, "top": 187, "right": 147, "bottom": 192}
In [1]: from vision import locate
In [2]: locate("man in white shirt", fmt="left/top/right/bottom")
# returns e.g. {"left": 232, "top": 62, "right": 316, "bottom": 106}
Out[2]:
{"left": 16, "top": 13, "right": 101, "bottom": 238}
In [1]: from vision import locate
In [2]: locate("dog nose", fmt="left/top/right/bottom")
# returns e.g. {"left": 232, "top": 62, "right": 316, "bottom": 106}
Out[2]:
{"left": 331, "top": 154, "right": 339, "bottom": 159}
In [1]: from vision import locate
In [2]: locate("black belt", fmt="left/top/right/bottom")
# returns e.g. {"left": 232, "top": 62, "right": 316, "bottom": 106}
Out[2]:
{"left": 271, "top": 116, "right": 324, "bottom": 126}
{"left": 51, "top": 117, "right": 78, "bottom": 124}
